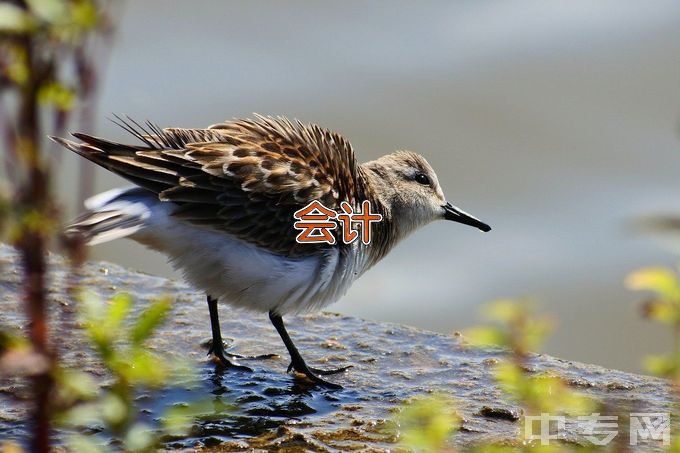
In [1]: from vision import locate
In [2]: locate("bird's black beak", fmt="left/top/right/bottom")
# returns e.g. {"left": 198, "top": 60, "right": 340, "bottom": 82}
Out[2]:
{"left": 443, "top": 202, "right": 491, "bottom": 232}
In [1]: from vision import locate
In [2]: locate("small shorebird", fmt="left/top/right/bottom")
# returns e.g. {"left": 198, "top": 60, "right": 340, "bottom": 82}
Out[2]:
{"left": 51, "top": 115, "right": 490, "bottom": 388}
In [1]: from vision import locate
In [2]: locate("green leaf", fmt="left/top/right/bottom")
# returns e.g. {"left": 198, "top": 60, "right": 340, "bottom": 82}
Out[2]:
{"left": 80, "top": 292, "right": 131, "bottom": 359}
{"left": 79, "top": 292, "right": 110, "bottom": 354}
{"left": 101, "top": 394, "right": 127, "bottom": 426}
{"left": 58, "top": 402, "right": 103, "bottom": 428}
{"left": 26, "top": 0, "right": 67, "bottom": 24}
{"left": 162, "top": 400, "right": 218, "bottom": 437}
{"left": 644, "top": 354, "right": 676, "bottom": 377}
{"left": 626, "top": 267, "right": 680, "bottom": 299}
{"left": 494, "top": 362, "right": 523, "bottom": 395}
{"left": 130, "top": 297, "right": 171, "bottom": 345}
{"left": 38, "top": 81, "right": 75, "bottom": 111}
{"left": 530, "top": 376, "right": 593, "bottom": 415}
{"left": 125, "top": 423, "right": 156, "bottom": 451}
{"left": 79, "top": 291, "right": 103, "bottom": 320}
{"left": 396, "top": 394, "right": 460, "bottom": 451}
{"left": 483, "top": 299, "right": 524, "bottom": 323}
{"left": 463, "top": 326, "right": 506, "bottom": 347}
{"left": 669, "top": 437, "right": 680, "bottom": 453}
{"left": 0, "top": 4, "right": 33, "bottom": 33}
{"left": 0, "top": 329, "right": 29, "bottom": 350}
{"left": 5, "top": 46, "right": 29, "bottom": 85}
{"left": 54, "top": 368, "right": 99, "bottom": 401}
{"left": 66, "top": 434, "right": 105, "bottom": 453}
{"left": 106, "top": 293, "right": 132, "bottom": 328}
{"left": 642, "top": 299, "right": 678, "bottom": 324}
{"left": 120, "top": 349, "right": 169, "bottom": 386}
{"left": 70, "top": 0, "right": 98, "bottom": 28}
{"left": 523, "top": 317, "right": 553, "bottom": 351}
{"left": 168, "top": 359, "right": 200, "bottom": 389}
{"left": 558, "top": 389, "right": 595, "bottom": 415}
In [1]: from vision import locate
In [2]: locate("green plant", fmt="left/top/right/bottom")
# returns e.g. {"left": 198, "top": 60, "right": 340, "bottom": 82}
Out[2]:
{"left": 627, "top": 267, "right": 680, "bottom": 452}
{"left": 392, "top": 393, "right": 460, "bottom": 452}
{"left": 0, "top": 1, "right": 112, "bottom": 449}
{"left": 465, "top": 299, "right": 594, "bottom": 451}
{"left": 55, "top": 292, "right": 200, "bottom": 452}
{"left": 388, "top": 299, "right": 595, "bottom": 453}
{"left": 627, "top": 267, "right": 680, "bottom": 379}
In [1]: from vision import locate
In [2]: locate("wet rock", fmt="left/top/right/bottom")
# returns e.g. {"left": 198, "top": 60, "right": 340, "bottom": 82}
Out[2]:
{"left": 478, "top": 405, "right": 521, "bottom": 421}
{"left": 0, "top": 244, "right": 672, "bottom": 450}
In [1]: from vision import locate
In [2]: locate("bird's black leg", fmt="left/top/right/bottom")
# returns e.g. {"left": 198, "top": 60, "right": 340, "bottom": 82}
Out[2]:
{"left": 269, "top": 311, "right": 350, "bottom": 389}
{"left": 206, "top": 295, "right": 252, "bottom": 371}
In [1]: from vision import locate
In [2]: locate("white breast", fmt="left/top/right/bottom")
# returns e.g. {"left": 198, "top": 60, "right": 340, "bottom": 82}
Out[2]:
{"left": 132, "top": 201, "right": 361, "bottom": 315}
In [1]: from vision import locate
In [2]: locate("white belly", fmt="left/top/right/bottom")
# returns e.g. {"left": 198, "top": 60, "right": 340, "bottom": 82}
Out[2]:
{"left": 132, "top": 203, "right": 359, "bottom": 314}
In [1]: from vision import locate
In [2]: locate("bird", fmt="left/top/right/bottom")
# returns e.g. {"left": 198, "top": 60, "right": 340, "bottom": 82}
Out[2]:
{"left": 50, "top": 114, "right": 491, "bottom": 388}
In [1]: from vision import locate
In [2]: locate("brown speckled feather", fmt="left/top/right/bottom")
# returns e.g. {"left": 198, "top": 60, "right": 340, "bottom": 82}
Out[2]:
{"left": 52, "top": 115, "right": 365, "bottom": 256}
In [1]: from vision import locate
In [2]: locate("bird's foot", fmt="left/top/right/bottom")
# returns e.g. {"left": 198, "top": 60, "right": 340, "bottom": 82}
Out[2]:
{"left": 206, "top": 339, "right": 278, "bottom": 361}
{"left": 287, "top": 360, "right": 349, "bottom": 389}
{"left": 220, "top": 350, "right": 280, "bottom": 360}
{"left": 207, "top": 340, "right": 253, "bottom": 371}
{"left": 208, "top": 349, "right": 252, "bottom": 371}
{"left": 209, "top": 351, "right": 253, "bottom": 371}
{"left": 241, "top": 352, "right": 280, "bottom": 360}
{"left": 287, "top": 362, "right": 352, "bottom": 376}
{"left": 309, "top": 365, "right": 353, "bottom": 376}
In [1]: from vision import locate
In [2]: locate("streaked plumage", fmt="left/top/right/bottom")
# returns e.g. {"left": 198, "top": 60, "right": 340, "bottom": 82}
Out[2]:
{"left": 51, "top": 114, "right": 490, "bottom": 388}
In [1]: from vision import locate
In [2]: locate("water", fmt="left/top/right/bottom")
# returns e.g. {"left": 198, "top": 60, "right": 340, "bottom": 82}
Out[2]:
{"left": 44, "top": 0, "right": 680, "bottom": 373}
{"left": 0, "top": 244, "right": 672, "bottom": 449}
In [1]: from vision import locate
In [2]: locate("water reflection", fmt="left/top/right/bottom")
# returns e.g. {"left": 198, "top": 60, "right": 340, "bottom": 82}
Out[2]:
{"left": 140, "top": 363, "right": 350, "bottom": 447}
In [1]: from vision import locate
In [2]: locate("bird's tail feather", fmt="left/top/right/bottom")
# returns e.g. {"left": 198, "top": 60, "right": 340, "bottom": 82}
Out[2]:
{"left": 67, "top": 187, "right": 155, "bottom": 245}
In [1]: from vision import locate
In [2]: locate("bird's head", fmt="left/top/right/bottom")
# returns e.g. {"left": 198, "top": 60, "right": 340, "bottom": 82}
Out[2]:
{"left": 363, "top": 150, "right": 491, "bottom": 238}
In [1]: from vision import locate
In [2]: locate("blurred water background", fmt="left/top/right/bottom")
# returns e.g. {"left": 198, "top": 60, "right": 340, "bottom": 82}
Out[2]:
{"left": 37, "top": 1, "right": 680, "bottom": 373}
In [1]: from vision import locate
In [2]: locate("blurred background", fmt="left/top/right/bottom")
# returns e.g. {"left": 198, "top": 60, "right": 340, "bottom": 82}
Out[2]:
{"left": 46, "top": 1, "right": 680, "bottom": 373}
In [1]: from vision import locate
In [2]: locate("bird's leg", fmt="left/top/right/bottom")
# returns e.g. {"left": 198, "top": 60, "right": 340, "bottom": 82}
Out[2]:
{"left": 206, "top": 295, "right": 252, "bottom": 370}
{"left": 206, "top": 296, "right": 278, "bottom": 364}
{"left": 268, "top": 311, "right": 350, "bottom": 389}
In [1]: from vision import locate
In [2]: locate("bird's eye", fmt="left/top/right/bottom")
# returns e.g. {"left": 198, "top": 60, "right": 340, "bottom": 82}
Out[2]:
{"left": 415, "top": 173, "right": 430, "bottom": 185}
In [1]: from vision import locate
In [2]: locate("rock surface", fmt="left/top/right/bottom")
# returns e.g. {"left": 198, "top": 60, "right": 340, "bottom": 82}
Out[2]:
{"left": 0, "top": 244, "right": 672, "bottom": 450}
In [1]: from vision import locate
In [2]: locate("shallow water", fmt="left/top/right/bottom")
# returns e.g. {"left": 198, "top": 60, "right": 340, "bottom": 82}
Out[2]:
{"left": 0, "top": 245, "right": 673, "bottom": 450}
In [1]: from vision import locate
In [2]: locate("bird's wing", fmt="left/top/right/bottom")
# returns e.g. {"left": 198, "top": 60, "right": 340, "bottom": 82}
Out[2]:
{"left": 51, "top": 115, "right": 363, "bottom": 256}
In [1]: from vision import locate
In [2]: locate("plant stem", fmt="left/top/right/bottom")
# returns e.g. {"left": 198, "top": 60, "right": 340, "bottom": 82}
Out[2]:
{"left": 14, "top": 26, "right": 52, "bottom": 453}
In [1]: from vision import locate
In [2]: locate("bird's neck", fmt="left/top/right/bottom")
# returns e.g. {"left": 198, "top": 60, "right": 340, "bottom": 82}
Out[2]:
{"left": 355, "top": 166, "right": 410, "bottom": 271}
